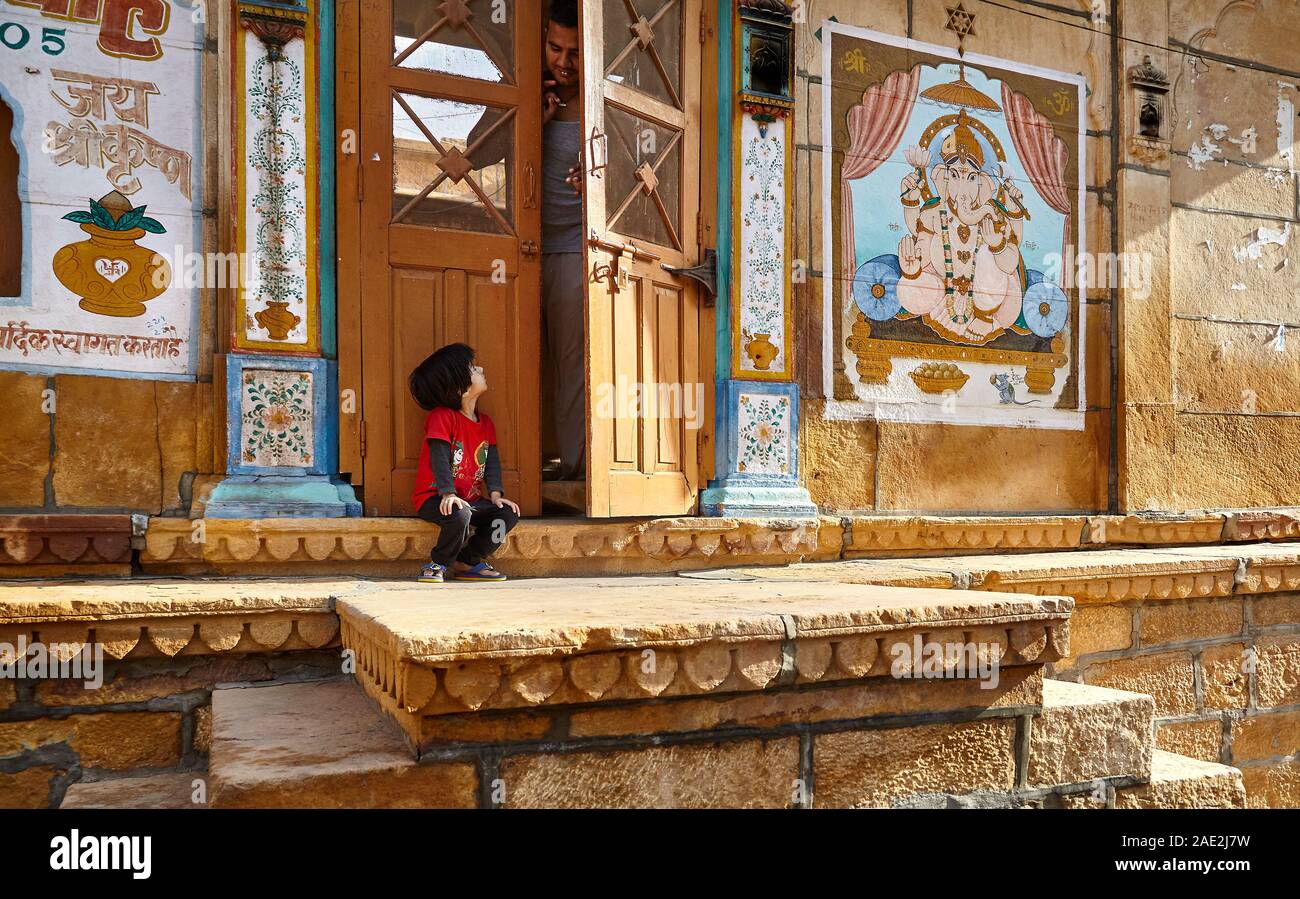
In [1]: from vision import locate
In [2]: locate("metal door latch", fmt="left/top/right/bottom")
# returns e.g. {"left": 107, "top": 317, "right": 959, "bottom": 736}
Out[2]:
{"left": 662, "top": 248, "right": 718, "bottom": 306}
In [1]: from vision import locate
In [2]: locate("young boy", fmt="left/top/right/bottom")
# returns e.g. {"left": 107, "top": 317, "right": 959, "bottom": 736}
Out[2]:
{"left": 409, "top": 343, "right": 521, "bottom": 583}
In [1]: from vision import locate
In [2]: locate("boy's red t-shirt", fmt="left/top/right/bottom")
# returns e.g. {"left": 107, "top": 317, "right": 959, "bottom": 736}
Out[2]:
{"left": 412, "top": 407, "right": 498, "bottom": 511}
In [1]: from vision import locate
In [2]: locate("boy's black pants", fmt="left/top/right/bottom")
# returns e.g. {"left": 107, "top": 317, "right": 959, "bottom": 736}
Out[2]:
{"left": 417, "top": 496, "right": 519, "bottom": 567}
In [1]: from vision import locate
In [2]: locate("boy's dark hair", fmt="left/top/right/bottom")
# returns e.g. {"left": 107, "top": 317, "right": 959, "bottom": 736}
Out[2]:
{"left": 409, "top": 342, "right": 476, "bottom": 411}
{"left": 548, "top": 0, "right": 578, "bottom": 28}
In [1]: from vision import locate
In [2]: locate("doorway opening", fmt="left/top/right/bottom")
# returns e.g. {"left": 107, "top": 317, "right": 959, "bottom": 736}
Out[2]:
{"left": 341, "top": 0, "right": 712, "bottom": 520}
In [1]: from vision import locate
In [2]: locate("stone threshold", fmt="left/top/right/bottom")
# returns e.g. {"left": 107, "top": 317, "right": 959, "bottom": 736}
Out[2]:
{"left": 8, "top": 507, "right": 1300, "bottom": 580}
{"left": 2, "top": 507, "right": 1299, "bottom": 580}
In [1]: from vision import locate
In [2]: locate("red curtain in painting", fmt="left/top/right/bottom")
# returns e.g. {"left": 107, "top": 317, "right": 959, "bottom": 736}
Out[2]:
{"left": 841, "top": 66, "right": 920, "bottom": 310}
{"left": 1001, "top": 84, "right": 1073, "bottom": 268}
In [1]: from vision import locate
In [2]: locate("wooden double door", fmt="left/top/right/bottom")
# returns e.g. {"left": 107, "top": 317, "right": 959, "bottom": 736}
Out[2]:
{"left": 341, "top": 0, "right": 709, "bottom": 517}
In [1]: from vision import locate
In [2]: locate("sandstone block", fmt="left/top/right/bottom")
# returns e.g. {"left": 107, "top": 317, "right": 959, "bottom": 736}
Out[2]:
{"left": 1256, "top": 636, "right": 1300, "bottom": 708}
{"left": 193, "top": 705, "right": 211, "bottom": 755}
{"left": 52, "top": 375, "right": 162, "bottom": 511}
{"left": 1066, "top": 604, "right": 1133, "bottom": 658}
{"left": 1200, "top": 642, "right": 1251, "bottom": 710}
{"left": 209, "top": 680, "right": 476, "bottom": 808}
{"left": 1252, "top": 593, "right": 1300, "bottom": 628}
{"left": 61, "top": 772, "right": 204, "bottom": 809}
{"left": 1156, "top": 719, "right": 1222, "bottom": 764}
{"left": 1240, "top": 760, "right": 1300, "bottom": 809}
{"left": 73, "top": 712, "right": 182, "bottom": 770}
{"left": 1083, "top": 651, "right": 1196, "bottom": 716}
{"left": 0, "top": 371, "right": 51, "bottom": 507}
{"left": 1139, "top": 597, "right": 1243, "bottom": 646}
{"left": 567, "top": 669, "right": 1042, "bottom": 740}
{"left": 814, "top": 719, "right": 1017, "bottom": 808}
{"left": 1231, "top": 710, "right": 1300, "bottom": 762}
{"left": 0, "top": 766, "right": 57, "bottom": 809}
{"left": 500, "top": 738, "right": 800, "bottom": 809}
{"left": 1028, "top": 680, "right": 1154, "bottom": 787}
{"left": 1114, "top": 751, "right": 1246, "bottom": 809}
{"left": 34, "top": 656, "right": 274, "bottom": 707}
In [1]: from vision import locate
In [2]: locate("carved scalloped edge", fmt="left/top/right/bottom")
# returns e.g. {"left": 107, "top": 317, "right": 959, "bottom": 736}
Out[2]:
{"left": 1083, "top": 515, "right": 1228, "bottom": 545}
{"left": 0, "top": 612, "right": 340, "bottom": 659}
{"left": 0, "top": 530, "right": 133, "bottom": 565}
{"left": 342, "top": 618, "right": 1068, "bottom": 716}
{"left": 1223, "top": 511, "right": 1300, "bottom": 542}
{"left": 985, "top": 571, "right": 1236, "bottom": 602}
{"left": 140, "top": 518, "right": 829, "bottom": 567}
{"left": 1236, "top": 562, "right": 1300, "bottom": 595}
{"left": 846, "top": 517, "right": 1086, "bottom": 552}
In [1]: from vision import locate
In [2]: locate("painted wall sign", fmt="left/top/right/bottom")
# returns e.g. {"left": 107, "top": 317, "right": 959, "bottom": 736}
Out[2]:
{"left": 0, "top": 0, "right": 202, "bottom": 379}
{"left": 822, "top": 24, "right": 1086, "bottom": 429}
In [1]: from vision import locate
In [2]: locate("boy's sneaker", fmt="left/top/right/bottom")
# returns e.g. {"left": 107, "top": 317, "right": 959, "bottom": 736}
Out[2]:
{"left": 418, "top": 562, "right": 447, "bottom": 583}
{"left": 452, "top": 562, "right": 507, "bottom": 582}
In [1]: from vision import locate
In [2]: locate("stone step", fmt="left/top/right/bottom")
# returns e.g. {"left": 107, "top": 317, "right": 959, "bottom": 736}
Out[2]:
{"left": 1027, "top": 679, "right": 1154, "bottom": 788}
{"left": 207, "top": 679, "right": 476, "bottom": 808}
{"left": 337, "top": 575, "right": 1070, "bottom": 755}
{"left": 59, "top": 772, "right": 204, "bottom": 809}
{"left": 1113, "top": 750, "right": 1247, "bottom": 808}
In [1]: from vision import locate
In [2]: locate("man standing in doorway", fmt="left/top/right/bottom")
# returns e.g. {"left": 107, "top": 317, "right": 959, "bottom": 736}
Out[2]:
{"left": 539, "top": 0, "right": 585, "bottom": 482}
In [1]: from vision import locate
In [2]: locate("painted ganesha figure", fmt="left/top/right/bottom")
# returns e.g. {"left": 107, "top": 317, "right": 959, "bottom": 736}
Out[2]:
{"left": 896, "top": 111, "right": 1029, "bottom": 345}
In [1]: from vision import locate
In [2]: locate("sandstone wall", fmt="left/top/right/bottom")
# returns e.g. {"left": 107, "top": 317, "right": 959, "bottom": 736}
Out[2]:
{"left": 1054, "top": 591, "right": 1300, "bottom": 808}
{"left": 794, "top": 0, "right": 1300, "bottom": 514}
{"left": 0, "top": 649, "right": 338, "bottom": 808}
{"left": 1166, "top": 1, "right": 1300, "bottom": 507}
{"left": 0, "top": 370, "right": 216, "bottom": 516}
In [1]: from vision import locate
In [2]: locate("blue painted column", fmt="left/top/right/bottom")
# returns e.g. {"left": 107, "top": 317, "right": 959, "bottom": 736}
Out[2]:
{"left": 206, "top": 0, "right": 358, "bottom": 518}
{"left": 701, "top": 0, "right": 816, "bottom": 517}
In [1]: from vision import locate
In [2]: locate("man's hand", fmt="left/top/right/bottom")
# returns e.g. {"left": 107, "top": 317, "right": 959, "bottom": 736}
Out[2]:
{"left": 439, "top": 494, "right": 469, "bottom": 516}
{"left": 566, "top": 165, "right": 583, "bottom": 196}
{"left": 491, "top": 492, "right": 521, "bottom": 515}
{"left": 544, "top": 79, "right": 561, "bottom": 124}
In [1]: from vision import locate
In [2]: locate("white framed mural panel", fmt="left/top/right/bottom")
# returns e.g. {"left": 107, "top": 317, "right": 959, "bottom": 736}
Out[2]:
{"left": 821, "top": 23, "right": 1087, "bottom": 430}
{"left": 0, "top": 0, "right": 204, "bottom": 379}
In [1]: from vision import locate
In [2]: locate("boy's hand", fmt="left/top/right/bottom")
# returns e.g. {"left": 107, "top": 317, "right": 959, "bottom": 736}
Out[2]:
{"left": 566, "top": 165, "right": 583, "bottom": 196}
{"left": 491, "top": 492, "right": 520, "bottom": 516}
{"left": 439, "top": 494, "right": 469, "bottom": 516}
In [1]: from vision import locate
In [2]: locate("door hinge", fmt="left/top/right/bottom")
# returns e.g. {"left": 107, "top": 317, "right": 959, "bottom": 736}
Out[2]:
{"left": 359, "top": 420, "right": 367, "bottom": 458}
{"left": 699, "top": 9, "right": 708, "bottom": 44}
{"left": 697, "top": 211, "right": 704, "bottom": 245}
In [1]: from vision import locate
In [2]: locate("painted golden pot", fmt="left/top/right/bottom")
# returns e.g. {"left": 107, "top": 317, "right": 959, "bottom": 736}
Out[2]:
{"left": 52, "top": 223, "right": 171, "bottom": 318}
{"left": 745, "top": 333, "right": 778, "bottom": 370}
{"left": 254, "top": 300, "right": 302, "bottom": 341}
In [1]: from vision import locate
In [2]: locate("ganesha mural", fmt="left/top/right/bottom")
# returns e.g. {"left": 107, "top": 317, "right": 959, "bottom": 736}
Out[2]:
{"left": 824, "top": 25, "right": 1086, "bottom": 428}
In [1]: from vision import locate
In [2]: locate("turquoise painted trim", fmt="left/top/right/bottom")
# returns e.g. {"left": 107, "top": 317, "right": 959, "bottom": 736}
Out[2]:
{"left": 700, "top": 484, "right": 817, "bottom": 518}
{"left": 319, "top": 0, "right": 337, "bottom": 360}
{"left": 712, "top": 0, "right": 735, "bottom": 488}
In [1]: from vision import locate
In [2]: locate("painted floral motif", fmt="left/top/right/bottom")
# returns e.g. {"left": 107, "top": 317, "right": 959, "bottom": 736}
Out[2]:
{"left": 246, "top": 34, "right": 308, "bottom": 342}
{"left": 241, "top": 370, "right": 314, "bottom": 467}
{"left": 740, "top": 118, "right": 786, "bottom": 371}
{"left": 737, "top": 392, "right": 790, "bottom": 475}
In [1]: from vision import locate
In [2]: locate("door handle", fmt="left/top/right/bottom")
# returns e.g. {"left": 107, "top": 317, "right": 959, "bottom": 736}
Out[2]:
{"left": 521, "top": 240, "right": 539, "bottom": 258}
{"left": 524, "top": 162, "right": 537, "bottom": 209}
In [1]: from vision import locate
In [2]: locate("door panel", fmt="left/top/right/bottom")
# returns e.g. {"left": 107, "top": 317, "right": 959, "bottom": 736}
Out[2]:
{"left": 582, "top": 0, "right": 702, "bottom": 517}
{"left": 360, "top": 0, "right": 542, "bottom": 516}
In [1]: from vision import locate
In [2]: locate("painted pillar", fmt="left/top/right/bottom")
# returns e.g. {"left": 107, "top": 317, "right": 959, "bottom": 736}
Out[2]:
{"left": 206, "top": 0, "right": 358, "bottom": 517}
{"left": 701, "top": 0, "right": 816, "bottom": 517}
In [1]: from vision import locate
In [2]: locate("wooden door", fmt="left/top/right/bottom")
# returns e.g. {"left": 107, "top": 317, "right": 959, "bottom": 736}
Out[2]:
{"left": 358, "top": 0, "right": 543, "bottom": 516}
{"left": 581, "top": 0, "right": 703, "bottom": 517}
